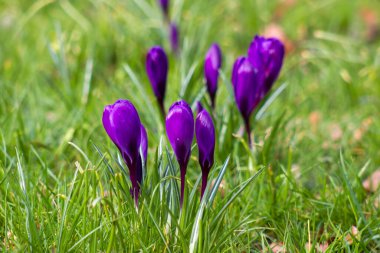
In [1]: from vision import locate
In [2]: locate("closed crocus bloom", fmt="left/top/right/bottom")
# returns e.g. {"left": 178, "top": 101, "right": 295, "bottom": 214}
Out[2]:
{"left": 231, "top": 56, "right": 246, "bottom": 89}
{"left": 146, "top": 46, "right": 168, "bottom": 116}
{"left": 248, "top": 35, "right": 284, "bottom": 96}
{"left": 195, "top": 102, "right": 215, "bottom": 198}
{"left": 140, "top": 124, "right": 148, "bottom": 165}
{"left": 158, "top": 0, "right": 169, "bottom": 17}
{"left": 166, "top": 100, "right": 194, "bottom": 206}
{"left": 204, "top": 44, "right": 222, "bottom": 108}
{"left": 233, "top": 58, "right": 264, "bottom": 146}
{"left": 169, "top": 23, "right": 179, "bottom": 54}
{"left": 102, "top": 99, "right": 143, "bottom": 206}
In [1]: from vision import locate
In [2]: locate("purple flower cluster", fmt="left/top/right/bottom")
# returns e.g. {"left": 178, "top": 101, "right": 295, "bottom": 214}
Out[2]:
{"left": 232, "top": 35, "right": 284, "bottom": 146}
{"left": 103, "top": 99, "right": 214, "bottom": 207}
{"left": 165, "top": 100, "right": 215, "bottom": 205}
{"left": 102, "top": 34, "right": 284, "bottom": 207}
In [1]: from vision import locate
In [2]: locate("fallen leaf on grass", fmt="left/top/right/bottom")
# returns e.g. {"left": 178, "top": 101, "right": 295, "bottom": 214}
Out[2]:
{"left": 263, "top": 23, "right": 294, "bottom": 53}
{"left": 353, "top": 117, "right": 373, "bottom": 141}
{"left": 345, "top": 226, "right": 359, "bottom": 245}
{"left": 269, "top": 242, "right": 286, "bottom": 253}
{"left": 211, "top": 179, "right": 226, "bottom": 198}
{"left": 4, "top": 230, "right": 17, "bottom": 250}
{"left": 374, "top": 196, "right": 380, "bottom": 208}
{"left": 363, "top": 170, "right": 380, "bottom": 192}
{"left": 291, "top": 164, "right": 301, "bottom": 179}
{"left": 273, "top": 0, "right": 298, "bottom": 20}
{"left": 360, "top": 8, "right": 380, "bottom": 42}
{"left": 309, "top": 111, "right": 321, "bottom": 132}
{"left": 305, "top": 242, "right": 329, "bottom": 252}
{"left": 329, "top": 124, "right": 343, "bottom": 141}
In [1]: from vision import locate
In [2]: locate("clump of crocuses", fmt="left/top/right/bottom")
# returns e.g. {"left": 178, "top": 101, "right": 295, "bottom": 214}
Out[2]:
{"left": 146, "top": 46, "right": 168, "bottom": 117}
{"left": 232, "top": 35, "right": 284, "bottom": 146}
{"left": 102, "top": 35, "right": 285, "bottom": 209}
{"left": 102, "top": 99, "right": 147, "bottom": 207}
{"left": 166, "top": 100, "right": 194, "bottom": 207}
{"left": 195, "top": 102, "right": 215, "bottom": 198}
{"left": 204, "top": 43, "right": 222, "bottom": 108}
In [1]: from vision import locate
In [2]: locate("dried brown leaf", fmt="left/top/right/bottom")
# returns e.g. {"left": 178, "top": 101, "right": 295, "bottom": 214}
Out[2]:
{"left": 269, "top": 242, "right": 286, "bottom": 253}
{"left": 360, "top": 8, "right": 380, "bottom": 42}
{"left": 345, "top": 226, "right": 359, "bottom": 245}
{"left": 329, "top": 124, "right": 342, "bottom": 141}
{"left": 309, "top": 111, "right": 321, "bottom": 132}
{"left": 353, "top": 117, "right": 373, "bottom": 141}
{"left": 211, "top": 179, "right": 226, "bottom": 198}
{"left": 273, "top": 0, "right": 298, "bottom": 20}
{"left": 363, "top": 170, "right": 380, "bottom": 192}
{"left": 263, "top": 23, "right": 294, "bottom": 53}
{"left": 305, "top": 242, "right": 329, "bottom": 252}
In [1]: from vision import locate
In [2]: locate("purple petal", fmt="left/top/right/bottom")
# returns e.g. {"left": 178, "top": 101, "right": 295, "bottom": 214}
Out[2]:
{"left": 140, "top": 124, "right": 148, "bottom": 164}
{"left": 146, "top": 46, "right": 168, "bottom": 103}
{"left": 231, "top": 56, "right": 246, "bottom": 90}
{"left": 170, "top": 23, "right": 179, "bottom": 54}
{"left": 204, "top": 43, "right": 222, "bottom": 104}
{"left": 166, "top": 100, "right": 194, "bottom": 169}
{"left": 107, "top": 100, "right": 142, "bottom": 167}
{"left": 233, "top": 59, "right": 264, "bottom": 120}
{"left": 248, "top": 35, "right": 285, "bottom": 95}
{"left": 195, "top": 102, "right": 215, "bottom": 173}
{"left": 102, "top": 105, "right": 119, "bottom": 149}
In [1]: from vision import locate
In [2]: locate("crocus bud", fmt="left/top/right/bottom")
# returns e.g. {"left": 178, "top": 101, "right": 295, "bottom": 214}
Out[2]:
{"left": 102, "top": 99, "right": 143, "bottom": 206}
{"left": 231, "top": 56, "right": 246, "bottom": 89}
{"left": 146, "top": 46, "right": 168, "bottom": 116}
{"left": 232, "top": 58, "right": 264, "bottom": 146}
{"left": 248, "top": 35, "right": 284, "bottom": 96}
{"left": 195, "top": 102, "right": 215, "bottom": 198}
{"left": 158, "top": 0, "right": 169, "bottom": 17}
{"left": 204, "top": 44, "right": 222, "bottom": 108}
{"left": 166, "top": 100, "right": 194, "bottom": 206}
{"left": 169, "top": 23, "right": 179, "bottom": 54}
{"left": 140, "top": 124, "right": 148, "bottom": 165}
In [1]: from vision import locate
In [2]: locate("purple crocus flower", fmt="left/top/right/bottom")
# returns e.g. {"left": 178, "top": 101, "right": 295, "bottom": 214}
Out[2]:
{"left": 204, "top": 44, "right": 222, "bottom": 108}
{"left": 195, "top": 102, "right": 215, "bottom": 199}
{"left": 158, "top": 0, "right": 169, "bottom": 17}
{"left": 102, "top": 99, "right": 143, "bottom": 206}
{"left": 231, "top": 56, "right": 245, "bottom": 89}
{"left": 248, "top": 35, "right": 285, "bottom": 96}
{"left": 140, "top": 124, "right": 148, "bottom": 165}
{"left": 231, "top": 57, "right": 264, "bottom": 146}
{"left": 146, "top": 46, "right": 168, "bottom": 116}
{"left": 169, "top": 23, "right": 179, "bottom": 54}
{"left": 232, "top": 35, "right": 285, "bottom": 147}
{"left": 165, "top": 100, "right": 194, "bottom": 207}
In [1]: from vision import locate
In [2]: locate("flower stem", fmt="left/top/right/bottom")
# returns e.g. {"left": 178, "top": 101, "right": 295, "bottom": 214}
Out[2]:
{"left": 200, "top": 170, "right": 209, "bottom": 200}
{"left": 129, "top": 155, "right": 143, "bottom": 209}
{"left": 130, "top": 173, "right": 139, "bottom": 209}
{"left": 158, "top": 99, "right": 166, "bottom": 119}
{"left": 211, "top": 96, "right": 216, "bottom": 110}
{"left": 180, "top": 167, "right": 186, "bottom": 208}
{"left": 244, "top": 118, "right": 252, "bottom": 149}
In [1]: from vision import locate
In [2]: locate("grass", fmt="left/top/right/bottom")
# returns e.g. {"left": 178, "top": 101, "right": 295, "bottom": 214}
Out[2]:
{"left": 1, "top": 0, "right": 380, "bottom": 251}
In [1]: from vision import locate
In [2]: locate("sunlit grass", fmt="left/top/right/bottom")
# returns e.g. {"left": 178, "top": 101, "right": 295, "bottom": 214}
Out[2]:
{"left": 1, "top": 0, "right": 380, "bottom": 251}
